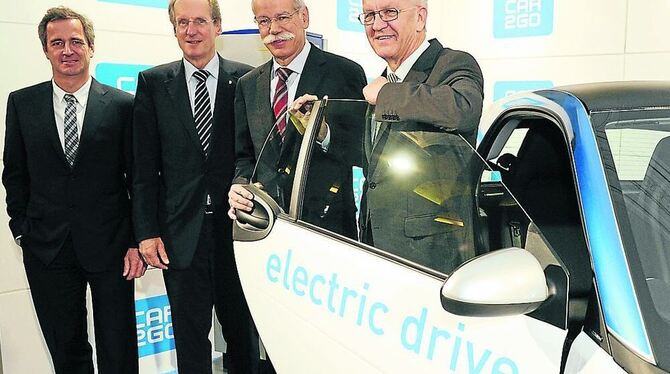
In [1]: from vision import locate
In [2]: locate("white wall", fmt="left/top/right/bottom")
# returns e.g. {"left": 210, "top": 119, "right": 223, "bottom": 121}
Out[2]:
{"left": 1, "top": 0, "right": 668, "bottom": 372}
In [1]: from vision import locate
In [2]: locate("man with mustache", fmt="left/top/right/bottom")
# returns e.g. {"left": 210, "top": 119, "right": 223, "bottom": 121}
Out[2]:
{"left": 229, "top": 0, "right": 367, "bottom": 241}
{"left": 131, "top": 0, "right": 255, "bottom": 372}
{"left": 358, "top": 0, "right": 485, "bottom": 273}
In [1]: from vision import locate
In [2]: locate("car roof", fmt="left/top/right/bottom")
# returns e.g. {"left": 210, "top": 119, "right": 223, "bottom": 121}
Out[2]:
{"left": 545, "top": 81, "right": 670, "bottom": 113}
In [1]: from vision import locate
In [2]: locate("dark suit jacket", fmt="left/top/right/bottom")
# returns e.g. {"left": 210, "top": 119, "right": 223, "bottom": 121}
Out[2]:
{"left": 2, "top": 79, "right": 134, "bottom": 272}
{"left": 132, "top": 55, "right": 252, "bottom": 269}
{"left": 233, "top": 44, "right": 367, "bottom": 238}
{"left": 360, "top": 39, "right": 484, "bottom": 273}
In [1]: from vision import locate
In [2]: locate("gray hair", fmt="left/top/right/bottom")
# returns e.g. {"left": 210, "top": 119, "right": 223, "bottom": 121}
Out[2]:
{"left": 252, "top": 0, "right": 306, "bottom": 12}
{"left": 38, "top": 6, "right": 95, "bottom": 50}
{"left": 168, "top": 0, "right": 222, "bottom": 31}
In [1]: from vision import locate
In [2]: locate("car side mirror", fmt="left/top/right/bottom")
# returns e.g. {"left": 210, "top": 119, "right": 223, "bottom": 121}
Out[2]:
{"left": 441, "top": 247, "right": 549, "bottom": 317}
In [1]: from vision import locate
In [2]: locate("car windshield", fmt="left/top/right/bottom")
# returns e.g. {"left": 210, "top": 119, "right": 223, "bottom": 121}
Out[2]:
{"left": 599, "top": 111, "right": 670, "bottom": 364}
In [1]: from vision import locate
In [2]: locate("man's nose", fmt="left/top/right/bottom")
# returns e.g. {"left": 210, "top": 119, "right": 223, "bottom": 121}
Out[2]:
{"left": 371, "top": 14, "right": 389, "bottom": 31}
{"left": 186, "top": 22, "right": 197, "bottom": 35}
{"left": 269, "top": 20, "right": 282, "bottom": 34}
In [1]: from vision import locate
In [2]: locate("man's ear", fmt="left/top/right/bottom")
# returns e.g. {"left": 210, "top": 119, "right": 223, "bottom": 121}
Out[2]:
{"left": 301, "top": 6, "right": 310, "bottom": 29}
{"left": 416, "top": 6, "right": 427, "bottom": 32}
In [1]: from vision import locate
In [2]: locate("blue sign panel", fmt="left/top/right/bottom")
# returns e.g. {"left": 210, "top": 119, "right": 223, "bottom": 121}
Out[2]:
{"left": 493, "top": 80, "right": 553, "bottom": 101}
{"left": 337, "top": 0, "right": 364, "bottom": 32}
{"left": 493, "top": 0, "right": 554, "bottom": 38}
{"left": 95, "top": 63, "right": 153, "bottom": 95}
{"left": 97, "top": 0, "right": 168, "bottom": 9}
{"left": 136, "top": 294, "right": 174, "bottom": 358}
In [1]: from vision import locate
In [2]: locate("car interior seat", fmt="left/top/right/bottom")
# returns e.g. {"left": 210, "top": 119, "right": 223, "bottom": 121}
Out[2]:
{"left": 509, "top": 120, "right": 592, "bottom": 300}
{"left": 627, "top": 136, "right": 670, "bottom": 317}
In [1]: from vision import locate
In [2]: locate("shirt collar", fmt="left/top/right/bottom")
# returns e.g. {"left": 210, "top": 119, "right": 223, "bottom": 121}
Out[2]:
{"left": 387, "top": 39, "right": 430, "bottom": 81}
{"left": 272, "top": 41, "right": 311, "bottom": 78}
{"left": 52, "top": 76, "right": 93, "bottom": 106}
{"left": 183, "top": 53, "right": 220, "bottom": 81}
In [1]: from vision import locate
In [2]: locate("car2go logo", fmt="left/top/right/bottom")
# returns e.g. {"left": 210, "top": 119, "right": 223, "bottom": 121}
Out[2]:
{"left": 337, "top": 0, "right": 364, "bottom": 32}
{"left": 493, "top": 0, "right": 554, "bottom": 38}
{"left": 95, "top": 63, "right": 153, "bottom": 95}
{"left": 135, "top": 295, "right": 175, "bottom": 358}
{"left": 97, "top": 0, "right": 168, "bottom": 9}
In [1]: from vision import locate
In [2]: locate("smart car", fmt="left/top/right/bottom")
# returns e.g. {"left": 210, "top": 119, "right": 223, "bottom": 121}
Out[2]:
{"left": 232, "top": 82, "right": 670, "bottom": 373}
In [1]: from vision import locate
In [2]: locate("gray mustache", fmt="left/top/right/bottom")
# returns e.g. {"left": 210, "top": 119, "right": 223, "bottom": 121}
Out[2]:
{"left": 263, "top": 32, "right": 296, "bottom": 44}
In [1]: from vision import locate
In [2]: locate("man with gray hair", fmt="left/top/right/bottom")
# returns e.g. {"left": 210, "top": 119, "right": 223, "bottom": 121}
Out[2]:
{"left": 358, "top": 0, "right": 485, "bottom": 273}
{"left": 3, "top": 6, "right": 143, "bottom": 373}
{"left": 132, "top": 0, "right": 254, "bottom": 372}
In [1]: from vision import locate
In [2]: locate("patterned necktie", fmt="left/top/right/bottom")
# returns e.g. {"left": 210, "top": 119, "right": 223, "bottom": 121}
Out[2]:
{"left": 63, "top": 94, "right": 79, "bottom": 167}
{"left": 273, "top": 67, "right": 293, "bottom": 141}
{"left": 387, "top": 72, "right": 400, "bottom": 83}
{"left": 193, "top": 70, "right": 213, "bottom": 155}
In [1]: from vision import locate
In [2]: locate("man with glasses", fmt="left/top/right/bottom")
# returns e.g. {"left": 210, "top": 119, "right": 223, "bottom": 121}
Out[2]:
{"left": 228, "top": 0, "right": 367, "bottom": 241}
{"left": 3, "top": 6, "right": 144, "bottom": 373}
{"left": 132, "top": 0, "right": 255, "bottom": 372}
{"left": 358, "top": 0, "right": 485, "bottom": 273}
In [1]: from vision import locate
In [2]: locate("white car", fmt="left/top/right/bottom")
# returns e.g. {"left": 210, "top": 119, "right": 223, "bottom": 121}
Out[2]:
{"left": 233, "top": 82, "right": 670, "bottom": 374}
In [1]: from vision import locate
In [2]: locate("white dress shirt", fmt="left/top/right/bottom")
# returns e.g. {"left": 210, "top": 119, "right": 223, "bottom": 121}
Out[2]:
{"left": 52, "top": 77, "right": 92, "bottom": 150}
{"left": 183, "top": 54, "right": 220, "bottom": 115}
{"left": 270, "top": 41, "right": 311, "bottom": 106}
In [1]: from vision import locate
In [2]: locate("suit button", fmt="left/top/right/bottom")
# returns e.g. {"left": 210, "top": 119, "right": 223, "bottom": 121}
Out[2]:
{"left": 369, "top": 182, "right": 377, "bottom": 189}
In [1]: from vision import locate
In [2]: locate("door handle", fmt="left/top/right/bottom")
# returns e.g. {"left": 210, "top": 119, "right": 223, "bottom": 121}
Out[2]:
{"left": 233, "top": 184, "right": 281, "bottom": 242}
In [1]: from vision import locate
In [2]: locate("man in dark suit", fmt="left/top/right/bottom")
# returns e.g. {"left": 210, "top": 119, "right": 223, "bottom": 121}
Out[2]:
{"left": 358, "top": 0, "right": 484, "bottom": 274}
{"left": 132, "top": 0, "right": 253, "bottom": 372}
{"left": 2, "top": 6, "right": 145, "bottom": 374}
{"left": 228, "top": 0, "right": 367, "bottom": 241}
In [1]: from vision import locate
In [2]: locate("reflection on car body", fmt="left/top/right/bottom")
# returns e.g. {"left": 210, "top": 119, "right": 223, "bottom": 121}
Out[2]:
{"left": 233, "top": 82, "right": 670, "bottom": 374}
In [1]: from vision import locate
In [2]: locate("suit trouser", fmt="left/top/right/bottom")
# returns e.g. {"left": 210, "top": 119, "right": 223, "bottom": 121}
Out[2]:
{"left": 23, "top": 236, "right": 138, "bottom": 374}
{"left": 163, "top": 213, "right": 257, "bottom": 374}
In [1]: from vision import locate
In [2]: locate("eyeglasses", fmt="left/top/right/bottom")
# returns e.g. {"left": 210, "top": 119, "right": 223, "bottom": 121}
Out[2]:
{"left": 175, "top": 17, "right": 216, "bottom": 31}
{"left": 357, "top": 7, "right": 416, "bottom": 25}
{"left": 254, "top": 8, "right": 301, "bottom": 29}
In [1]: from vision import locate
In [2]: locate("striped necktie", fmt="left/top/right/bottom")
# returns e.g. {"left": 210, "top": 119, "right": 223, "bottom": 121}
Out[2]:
{"left": 63, "top": 94, "right": 79, "bottom": 167}
{"left": 193, "top": 70, "right": 213, "bottom": 155}
{"left": 273, "top": 67, "right": 293, "bottom": 141}
{"left": 387, "top": 72, "right": 400, "bottom": 83}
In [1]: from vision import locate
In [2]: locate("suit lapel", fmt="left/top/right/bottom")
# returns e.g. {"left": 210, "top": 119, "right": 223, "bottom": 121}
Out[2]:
{"left": 209, "top": 55, "right": 235, "bottom": 159}
{"left": 165, "top": 62, "right": 204, "bottom": 157}
{"left": 404, "top": 39, "right": 442, "bottom": 84}
{"left": 256, "top": 61, "right": 282, "bottom": 157}
{"left": 277, "top": 45, "right": 326, "bottom": 160}
{"left": 76, "top": 79, "right": 108, "bottom": 167}
{"left": 295, "top": 44, "right": 325, "bottom": 97}
{"left": 37, "top": 83, "right": 69, "bottom": 166}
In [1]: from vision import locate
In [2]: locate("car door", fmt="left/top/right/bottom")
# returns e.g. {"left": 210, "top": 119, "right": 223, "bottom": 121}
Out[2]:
{"left": 233, "top": 99, "right": 578, "bottom": 373}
